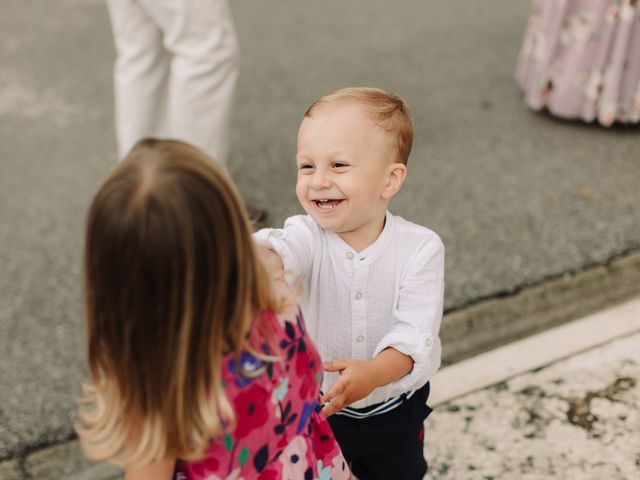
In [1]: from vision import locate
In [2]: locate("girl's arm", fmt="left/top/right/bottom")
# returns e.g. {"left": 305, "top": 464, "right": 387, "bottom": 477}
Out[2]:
{"left": 123, "top": 424, "right": 176, "bottom": 480}
{"left": 125, "top": 457, "right": 176, "bottom": 480}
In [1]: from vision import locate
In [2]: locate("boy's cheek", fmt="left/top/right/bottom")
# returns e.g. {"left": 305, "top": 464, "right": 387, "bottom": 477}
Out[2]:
{"left": 295, "top": 184, "right": 307, "bottom": 204}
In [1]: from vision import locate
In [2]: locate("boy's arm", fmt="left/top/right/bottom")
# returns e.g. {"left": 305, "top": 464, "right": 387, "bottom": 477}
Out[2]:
{"left": 373, "top": 234, "right": 445, "bottom": 391}
{"left": 252, "top": 216, "right": 315, "bottom": 280}
{"left": 322, "top": 234, "right": 444, "bottom": 416}
{"left": 322, "top": 348, "right": 413, "bottom": 417}
{"left": 369, "top": 347, "right": 414, "bottom": 386}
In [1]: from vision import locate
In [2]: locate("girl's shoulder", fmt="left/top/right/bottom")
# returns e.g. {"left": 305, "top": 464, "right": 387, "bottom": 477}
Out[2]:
{"left": 256, "top": 306, "right": 306, "bottom": 342}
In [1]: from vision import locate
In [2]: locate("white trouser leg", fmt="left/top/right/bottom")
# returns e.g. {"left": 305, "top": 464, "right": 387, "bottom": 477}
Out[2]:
{"left": 138, "top": 0, "right": 239, "bottom": 165}
{"left": 106, "top": 0, "right": 170, "bottom": 159}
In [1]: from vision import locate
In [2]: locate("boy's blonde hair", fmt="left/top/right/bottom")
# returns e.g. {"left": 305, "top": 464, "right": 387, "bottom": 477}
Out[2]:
{"left": 304, "top": 86, "right": 414, "bottom": 165}
{"left": 76, "top": 139, "right": 284, "bottom": 467}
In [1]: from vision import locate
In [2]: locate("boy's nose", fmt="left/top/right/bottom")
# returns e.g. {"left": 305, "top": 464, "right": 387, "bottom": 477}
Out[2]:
{"left": 310, "top": 171, "right": 331, "bottom": 190}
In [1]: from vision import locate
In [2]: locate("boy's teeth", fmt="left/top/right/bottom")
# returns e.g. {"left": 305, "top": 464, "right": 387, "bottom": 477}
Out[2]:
{"left": 315, "top": 199, "right": 341, "bottom": 209}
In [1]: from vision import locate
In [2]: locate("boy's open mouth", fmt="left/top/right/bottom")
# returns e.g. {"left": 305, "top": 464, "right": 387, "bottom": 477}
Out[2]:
{"left": 313, "top": 199, "right": 344, "bottom": 210}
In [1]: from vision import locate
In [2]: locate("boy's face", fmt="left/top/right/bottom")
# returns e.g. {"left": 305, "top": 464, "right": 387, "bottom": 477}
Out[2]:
{"left": 296, "top": 102, "right": 405, "bottom": 248}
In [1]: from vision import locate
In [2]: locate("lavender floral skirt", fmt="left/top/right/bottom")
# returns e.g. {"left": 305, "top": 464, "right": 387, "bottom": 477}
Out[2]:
{"left": 516, "top": 0, "right": 640, "bottom": 126}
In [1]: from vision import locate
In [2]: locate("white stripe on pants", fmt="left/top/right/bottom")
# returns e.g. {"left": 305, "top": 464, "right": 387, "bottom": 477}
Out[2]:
{"left": 106, "top": 0, "right": 238, "bottom": 164}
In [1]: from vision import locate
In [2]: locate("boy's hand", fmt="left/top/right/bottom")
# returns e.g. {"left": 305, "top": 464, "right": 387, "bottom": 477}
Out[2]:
{"left": 321, "top": 359, "right": 378, "bottom": 417}
{"left": 321, "top": 349, "right": 414, "bottom": 417}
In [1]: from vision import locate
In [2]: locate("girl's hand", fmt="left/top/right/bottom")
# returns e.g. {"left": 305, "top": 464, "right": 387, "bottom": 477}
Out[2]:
{"left": 321, "top": 359, "right": 378, "bottom": 416}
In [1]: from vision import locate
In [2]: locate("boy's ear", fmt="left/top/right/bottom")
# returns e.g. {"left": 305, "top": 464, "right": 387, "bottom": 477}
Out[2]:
{"left": 382, "top": 162, "right": 407, "bottom": 199}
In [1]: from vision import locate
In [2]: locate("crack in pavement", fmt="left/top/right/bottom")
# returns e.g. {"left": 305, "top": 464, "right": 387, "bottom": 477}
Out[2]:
{"left": 514, "top": 376, "right": 638, "bottom": 435}
{"left": 566, "top": 377, "right": 637, "bottom": 433}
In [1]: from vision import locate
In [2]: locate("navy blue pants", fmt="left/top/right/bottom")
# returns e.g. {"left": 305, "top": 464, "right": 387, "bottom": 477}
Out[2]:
{"left": 328, "top": 383, "right": 432, "bottom": 480}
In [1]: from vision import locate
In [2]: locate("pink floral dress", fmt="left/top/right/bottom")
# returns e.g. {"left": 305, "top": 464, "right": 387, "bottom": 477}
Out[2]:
{"left": 174, "top": 309, "right": 350, "bottom": 480}
{"left": 516, "top": 0, "right": 640, "bottom": 126}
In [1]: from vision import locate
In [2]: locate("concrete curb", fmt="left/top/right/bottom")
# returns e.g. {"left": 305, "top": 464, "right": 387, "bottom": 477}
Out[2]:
{"left": 441, "top": 248, "right": 640, "bottom": 364}
{"left": 431, "top": 296, "right": 640, "bottom": 405}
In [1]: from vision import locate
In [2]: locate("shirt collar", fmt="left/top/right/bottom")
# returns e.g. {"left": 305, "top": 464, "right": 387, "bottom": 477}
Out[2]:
{"left": 326, "top": 211, "right": 395, "bottom": 266}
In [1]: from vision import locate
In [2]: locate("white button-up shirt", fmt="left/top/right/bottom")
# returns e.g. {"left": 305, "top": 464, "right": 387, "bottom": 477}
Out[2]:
{"left": 254, "top": 211, "right": 444, "bottom": 408}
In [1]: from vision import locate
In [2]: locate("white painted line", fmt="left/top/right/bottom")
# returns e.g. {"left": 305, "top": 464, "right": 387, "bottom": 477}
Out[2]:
{"left": 429, "top": 296, "right": 640, "bottom": 406}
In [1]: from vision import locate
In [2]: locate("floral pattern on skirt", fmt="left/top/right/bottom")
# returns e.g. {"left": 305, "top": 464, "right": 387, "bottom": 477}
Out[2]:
{"left": 174, "top": 309, "right": 350, "bottom": 480}
{"left": 516, "top": 0, "right": 640, "bottom": 126}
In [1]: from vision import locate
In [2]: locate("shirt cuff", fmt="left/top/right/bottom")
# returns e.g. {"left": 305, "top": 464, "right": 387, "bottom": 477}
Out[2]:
{"left": 253, "top": 228, "right": 297, "bottom": 281}
{"left": 373, "top": 332, "right": 436, "bottom": 391}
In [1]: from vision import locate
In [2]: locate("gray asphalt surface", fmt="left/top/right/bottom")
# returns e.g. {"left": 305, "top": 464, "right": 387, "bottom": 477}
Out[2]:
{"left": 1, "top": 0, "right": 639, "bottom": 461}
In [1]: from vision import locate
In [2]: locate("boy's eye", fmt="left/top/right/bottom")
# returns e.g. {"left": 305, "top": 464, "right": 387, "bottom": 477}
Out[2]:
{"left": 333, "top": 162, "right": 350, "bottom": 169}
{"left": 298, "top": 163, "right": 315, "bottom": 171}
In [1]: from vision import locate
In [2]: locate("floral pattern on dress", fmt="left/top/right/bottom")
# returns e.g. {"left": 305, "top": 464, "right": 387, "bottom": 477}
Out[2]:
{"left": 175, "top": 309, "right": 350, "bottom": 480}
{"left": 516, "top": 0, "right": 640, "bottom": 126}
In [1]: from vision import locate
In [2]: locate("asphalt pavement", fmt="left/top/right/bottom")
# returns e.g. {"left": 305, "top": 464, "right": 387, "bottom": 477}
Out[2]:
{"left": 1, "top": 0, "right": 639, "bottom": 467}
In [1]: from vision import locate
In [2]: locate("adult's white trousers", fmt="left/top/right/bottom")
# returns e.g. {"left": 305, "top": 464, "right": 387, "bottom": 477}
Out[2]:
{"left": 106, "top": 0, "right": 239, "bottom": 164}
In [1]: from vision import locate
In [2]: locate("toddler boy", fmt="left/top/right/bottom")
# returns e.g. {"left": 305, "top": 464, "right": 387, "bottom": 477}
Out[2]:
{"left": 254, "top": 87, "right": 444, "bottom": 479}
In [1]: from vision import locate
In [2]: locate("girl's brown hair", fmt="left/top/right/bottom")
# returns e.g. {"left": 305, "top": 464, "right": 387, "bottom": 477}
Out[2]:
{"left": 76, "top": 139, "right": 281, "bottom": 466}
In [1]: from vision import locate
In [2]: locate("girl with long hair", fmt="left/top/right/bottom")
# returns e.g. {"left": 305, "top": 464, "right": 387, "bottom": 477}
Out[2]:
{"left": 76, "top": 139, "right": 349, "bottom": 479}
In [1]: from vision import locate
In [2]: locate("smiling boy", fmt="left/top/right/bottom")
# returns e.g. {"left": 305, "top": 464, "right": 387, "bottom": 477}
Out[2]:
{"left": 254, "top": 87, "right": 444, "bottom": 479}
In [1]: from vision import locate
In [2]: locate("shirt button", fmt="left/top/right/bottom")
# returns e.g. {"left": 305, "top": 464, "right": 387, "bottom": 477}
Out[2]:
{"left": 425, "top": 338, "right": 432, "bottom": 347}
{"left": 346, "top": 252, "right": 354, "bottom": 260}
{"left": 356, "top": 335, "right": 365, "bottom": 343}
{"left": 354, "top": 291, "right": 363, "bottom": 300}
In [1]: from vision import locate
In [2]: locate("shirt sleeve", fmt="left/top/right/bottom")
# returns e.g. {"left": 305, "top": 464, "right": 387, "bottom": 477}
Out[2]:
{"left": 372, "top": 233, "right": 445, "bottom": 391}
{"left": 252, "top": 216, "right": 316, "bottom": 281}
